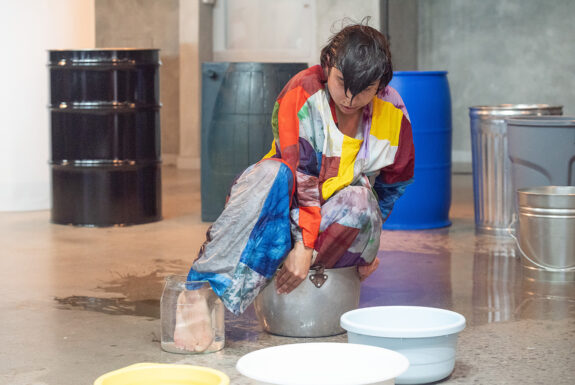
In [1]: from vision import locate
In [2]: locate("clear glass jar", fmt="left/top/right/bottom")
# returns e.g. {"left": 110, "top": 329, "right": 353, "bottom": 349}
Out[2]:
{"left": 160, "top": 275, "right": 225, "bottom": 354}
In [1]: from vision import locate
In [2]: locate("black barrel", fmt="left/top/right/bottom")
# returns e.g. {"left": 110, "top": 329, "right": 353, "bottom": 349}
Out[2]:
{"left": 49, "top": 49, "right": 162, "bottom": 226}
{"left": 201, "top": 62, "right": 307, "bottom": 221}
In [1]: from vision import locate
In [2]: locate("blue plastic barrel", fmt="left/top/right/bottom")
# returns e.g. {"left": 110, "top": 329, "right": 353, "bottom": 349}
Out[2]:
{"left": 382, "top": 71, "right": 452, "bottom": 230}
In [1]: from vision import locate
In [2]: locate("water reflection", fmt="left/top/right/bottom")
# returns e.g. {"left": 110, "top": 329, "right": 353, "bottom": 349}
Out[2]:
{"left": 472, "top": 237, "right": 521, "bottom": 324}
{"left": 517, "top": 267, "right": 575, "bottom": 322}
{"left": 472, "top": 235, "right": 575, "bottom": 325}
{"left": 225, "top": 305, "right": 262, "bottom": 342}
{"left": 361, "top": 247, "right": 453, "bottom": 310}
{"left": 54, "top": 295, "right": 160, "bottom": 318}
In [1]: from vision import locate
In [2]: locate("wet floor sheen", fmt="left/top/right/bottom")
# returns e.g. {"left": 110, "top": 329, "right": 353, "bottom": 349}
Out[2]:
{"left": 0, "top": 168, "right": 573, "bottom": 385}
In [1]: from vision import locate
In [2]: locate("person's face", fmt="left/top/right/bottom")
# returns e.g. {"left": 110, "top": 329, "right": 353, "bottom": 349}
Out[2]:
{"left": 326, "top": 67, "right": 380, "bottom": 115}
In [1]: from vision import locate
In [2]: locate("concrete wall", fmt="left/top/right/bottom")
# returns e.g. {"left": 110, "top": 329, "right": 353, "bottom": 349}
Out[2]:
{"left": 386, "top": 0, "right": 419, "bottom": 71}
{"left": 95, "top": 0, "right": 180, "bottom": 163}
{"left": 416, "top": 0, "right": 575, "bottom": 167}
{"left": 316, "top": 0, "right": 381, "bottom": 57}
{"left": 95, "top": 0, "right": 381, "bottom": 169}
{"left": 178, "top": 0, "right": 214, "bottom": 169}
{"left": 95, "top": 0, "right": 213, "bottom": 168}
{"left": 93, "top": 0, "right": 574, "bottom": 172}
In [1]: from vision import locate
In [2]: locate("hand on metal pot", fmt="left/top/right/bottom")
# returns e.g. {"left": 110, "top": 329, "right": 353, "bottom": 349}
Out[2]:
{"left": 275, "top": 241, "right": 313, "bottom": 294}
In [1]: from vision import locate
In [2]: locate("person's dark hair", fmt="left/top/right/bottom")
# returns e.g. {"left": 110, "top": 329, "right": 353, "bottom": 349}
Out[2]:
{"left": 320, "top": 20, "right": 393, "bottom": 100}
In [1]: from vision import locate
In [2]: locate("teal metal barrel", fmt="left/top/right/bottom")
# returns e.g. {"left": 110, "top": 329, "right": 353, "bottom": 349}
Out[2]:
{"left": 200, "top": 62, "right": 307, "bottom": 222}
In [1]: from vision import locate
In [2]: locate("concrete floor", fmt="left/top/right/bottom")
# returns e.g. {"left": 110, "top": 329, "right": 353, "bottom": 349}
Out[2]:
{"left": 0, "top": 167, "right": 573, "bottom": 385}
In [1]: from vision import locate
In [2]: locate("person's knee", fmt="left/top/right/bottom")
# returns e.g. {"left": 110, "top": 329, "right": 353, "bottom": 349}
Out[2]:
{"left": 252, "top": 159, "right": 294, "bottom": 179}
{"left": 232, "top": 159, "right": 293, "bottom": 198}
{"left": 339, "top": 186, "right": 377, "bottom": 211}
{"left": 341, "top": 186, "right": 382, "bottom": 227}
{"left": 237, "top": 160, "right": 281, "bottom": 184}
{"left": 255, "top": 159, "right": 282, "bottom": 173}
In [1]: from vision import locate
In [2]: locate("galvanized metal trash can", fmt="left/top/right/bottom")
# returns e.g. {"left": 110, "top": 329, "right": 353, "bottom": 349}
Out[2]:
{"left": 200, "top": 62, "right": 307, "bottom": 222}
{"left": 49, "top": 49, "right": 162, "bottom": 226}
{"left": 469, "top": 104, "right": 562, "bottom": 234}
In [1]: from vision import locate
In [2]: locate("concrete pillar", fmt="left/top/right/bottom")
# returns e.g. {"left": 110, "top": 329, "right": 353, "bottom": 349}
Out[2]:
{"left": 95, "top": 0, "right": 180, "bottom": 165}
{"left": 177, "top": 0, "right": 213, "bottom": 169}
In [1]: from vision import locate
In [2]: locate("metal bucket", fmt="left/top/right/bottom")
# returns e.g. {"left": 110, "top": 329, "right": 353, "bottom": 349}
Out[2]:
{"left": 253, "top": 266, "right": 360, "bottom": 337}
{"left": 516, "top": 186, "right": 575, "bottom": 273}
{"left": 469, "top": 104, "right": 562, "bottom": 234}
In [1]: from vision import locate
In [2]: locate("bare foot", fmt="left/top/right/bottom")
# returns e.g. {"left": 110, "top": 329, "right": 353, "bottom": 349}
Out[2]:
{"left": 173, "top": 290, "right": 214, "bottom": 352}
{"left": 358, "top": 257, "right": 380, "bottom": 281}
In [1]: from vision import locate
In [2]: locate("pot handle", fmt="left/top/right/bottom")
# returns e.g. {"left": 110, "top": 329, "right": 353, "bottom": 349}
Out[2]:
{"left": 309, "top": 266, "right": 328, "bottom": 288}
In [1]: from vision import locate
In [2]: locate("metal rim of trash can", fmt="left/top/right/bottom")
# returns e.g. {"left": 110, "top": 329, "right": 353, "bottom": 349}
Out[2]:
{"left": 505, "top": 116, "right": 575, "bottom": 127}
{"left": 469, "top": 104, "right": 563, "bottom": 118}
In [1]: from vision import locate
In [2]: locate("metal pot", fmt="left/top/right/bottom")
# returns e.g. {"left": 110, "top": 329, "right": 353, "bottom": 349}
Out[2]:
{"left": 253, "top": 265, "right": 361, "bottom": 337}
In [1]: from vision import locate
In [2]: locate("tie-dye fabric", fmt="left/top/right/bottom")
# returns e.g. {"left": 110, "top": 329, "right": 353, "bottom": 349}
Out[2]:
{"left": 188, "top": 160, "right": 294, "bottom": 314}
{"left": 263, "top": 65, "right": 415, "bottom": 248}
{"left": 188, "top": 65, "right": 414, "bottom": 314}
{"left": 189, "top": 160, "right": 382, "bottom": 314}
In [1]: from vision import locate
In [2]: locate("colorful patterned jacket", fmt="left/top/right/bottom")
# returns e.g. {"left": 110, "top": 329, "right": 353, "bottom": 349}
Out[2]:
{"left": 263, "top": 65, "right": 415, "bottom": 249}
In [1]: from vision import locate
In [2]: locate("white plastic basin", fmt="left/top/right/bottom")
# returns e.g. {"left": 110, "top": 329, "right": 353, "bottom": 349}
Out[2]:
{"left": 340, "top": 306, "right": 466, "bottom": 385}
{"left": 236, "top": 342, "right": 409, "bottom": 385}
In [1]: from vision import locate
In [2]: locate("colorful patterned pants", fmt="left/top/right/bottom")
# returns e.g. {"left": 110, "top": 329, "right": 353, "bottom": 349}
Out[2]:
{"left": 188, "top": 159, "right": 382, "bottom": 314}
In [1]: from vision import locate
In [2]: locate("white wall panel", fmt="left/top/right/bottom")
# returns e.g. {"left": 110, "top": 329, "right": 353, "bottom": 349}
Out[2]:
{"left": 0, "top": 0, "right": 95, "bottom": 211}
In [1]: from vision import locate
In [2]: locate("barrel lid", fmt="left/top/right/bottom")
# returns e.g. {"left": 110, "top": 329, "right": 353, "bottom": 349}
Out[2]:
{"left": 506, "top": 116, "right": 575, "bottom": 127}
{"left": 393, "top": 70, "right": 447, "bottom": 76}
{"left": 48, "top": 48, "right": 159, "bottom": 52}
{"left": 48, "top": 49, "right": 160, "bottom": 67}
{"left": 469, "top": 104, "right": 563, "bottom": 117}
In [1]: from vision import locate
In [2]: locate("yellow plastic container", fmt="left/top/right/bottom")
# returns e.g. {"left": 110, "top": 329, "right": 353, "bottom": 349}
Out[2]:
{"left": 94, "top": 363, "right": 230, "bottom": 385}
